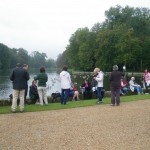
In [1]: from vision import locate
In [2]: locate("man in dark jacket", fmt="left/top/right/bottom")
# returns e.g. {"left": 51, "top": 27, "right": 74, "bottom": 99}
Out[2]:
{"left": 10, "top": 63, "right": 29, "bottom": 112}
{"left": 110, "top": 65, "right": 124, "bottom": 106}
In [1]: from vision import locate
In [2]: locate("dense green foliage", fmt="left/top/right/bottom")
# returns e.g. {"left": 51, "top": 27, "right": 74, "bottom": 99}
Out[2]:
{"left": 56, "top": 5, "right": 150, "bottom": 71}
{"left": 0, "top": 44, "right": 56, "bottom": 70}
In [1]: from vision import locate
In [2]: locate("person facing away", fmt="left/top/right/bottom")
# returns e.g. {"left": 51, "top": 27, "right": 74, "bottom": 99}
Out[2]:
{"left": 23, "top": 64, "right": 30, "bottom": 103}
{"left": 29, "top": 80, "right": 40, "bottom": 104}
{"left": 10, "top": 63, "right": 29, "bottom": 113}
{"left": 34, "top": 66, "right": 48, "bottom": 105}
{"left": 93, "top": 67, "right": 104, "bottom": 104}
{"left": 60, "top": 65, "right": 72, "bottom": 105}
{"left": 129, "top": 77, "right": 143, "bottom": 95}
{"left": 109, "top": 65, "right": 124, "bottom": 106}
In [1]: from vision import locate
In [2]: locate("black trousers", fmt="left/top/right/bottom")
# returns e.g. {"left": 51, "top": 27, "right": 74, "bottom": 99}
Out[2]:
{"left": 111, "top": 87, "right": 120, "bottom": 105}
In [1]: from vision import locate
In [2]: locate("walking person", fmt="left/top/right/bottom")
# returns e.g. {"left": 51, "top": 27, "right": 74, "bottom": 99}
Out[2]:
{"left": 34, "top": 66, "right": 48, "bottom": 105}
{"left": 109, "top": 65, "right": 125, "bottom": 106}
{"left": 23, "top": 64, "right": 30, "bottom": 103}
{"left": 93, "top": 67, "right": 104, "bottom": 104}
{"left": 60, "top": 65, "right": 72, "bottom": 105}
{"left": 10, "top": 63, "right": 29, "bottom": 112}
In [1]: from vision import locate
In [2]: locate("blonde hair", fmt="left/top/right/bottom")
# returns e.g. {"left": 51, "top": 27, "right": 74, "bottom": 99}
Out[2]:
{"left": 93, "top": 68, "right": 100, "bottom": 73}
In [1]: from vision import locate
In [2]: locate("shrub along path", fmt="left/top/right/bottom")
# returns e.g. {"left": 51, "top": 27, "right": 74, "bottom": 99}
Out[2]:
{"left": 0, "top": 99, "right": 150, "bottom": 150}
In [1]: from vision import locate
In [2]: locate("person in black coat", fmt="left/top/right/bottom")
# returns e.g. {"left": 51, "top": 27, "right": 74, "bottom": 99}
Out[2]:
{"left": 10, "top": 63, "right": 29, "bottom": 112}
{"left": 81, "top": 79, "right": 92, "bottom": 99}
{"left": 29, "top": 80, "right": 40, "bottom": 104}
{"left": 109, "top": 65, "right": 124, "bottom": 106}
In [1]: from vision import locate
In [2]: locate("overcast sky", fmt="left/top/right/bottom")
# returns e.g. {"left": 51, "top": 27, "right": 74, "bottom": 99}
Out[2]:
{"left": 0, "top": 0, "right": 150, "bottom": 60}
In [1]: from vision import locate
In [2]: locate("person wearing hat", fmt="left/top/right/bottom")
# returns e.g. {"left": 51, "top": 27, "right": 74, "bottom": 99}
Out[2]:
{"left": 109, "top": 65, "right": 125, "bottom": 106}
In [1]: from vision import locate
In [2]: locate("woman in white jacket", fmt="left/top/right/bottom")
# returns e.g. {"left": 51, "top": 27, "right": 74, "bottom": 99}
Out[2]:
{"left": 60, "top": 65, "right": 72, "bottom": 105}
{"left": 129, "top": 77, "right": 143, "bottom": 95}
{"left": 93, "top": 68, "right": 104, "bottom": 104}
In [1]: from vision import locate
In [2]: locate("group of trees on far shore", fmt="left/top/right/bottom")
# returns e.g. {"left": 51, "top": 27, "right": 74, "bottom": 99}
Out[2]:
{"left": 56, "top": 5, "right": 150, "bottom": 72}
{"left": 0, "top": 44, "right": 56, "bottom": 70}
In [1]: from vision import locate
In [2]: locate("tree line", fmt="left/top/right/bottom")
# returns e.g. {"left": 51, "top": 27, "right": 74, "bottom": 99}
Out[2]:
{"left": 56, "top": 5, "right": 150, "bottom": 72}
{"left": 0, "top": 44, "right": 56, "bottom": 70}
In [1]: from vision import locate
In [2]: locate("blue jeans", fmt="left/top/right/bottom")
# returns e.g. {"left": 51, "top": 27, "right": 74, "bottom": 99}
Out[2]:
{"left": 97, "top": 87, "right": 103, "bottom": 102}
{"left": 61, "top": 89, "right": 70, "bottom": 104}
{"left": 134, "top": 86, "right": 142, "bottom": 94}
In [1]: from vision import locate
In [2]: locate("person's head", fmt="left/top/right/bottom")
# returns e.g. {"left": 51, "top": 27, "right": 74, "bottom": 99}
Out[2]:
{"left": 113, "top": 65, "right": 118, "bottom": 71}
{"left": 62, "top": 65, "right": 68, "bottom": 71}
{"left": 32, "top": 80, "right": 37, "bottom": 85}
{"left": 40, "top": 66, "right": 45, "bottom": 72}
{"left": 23, "top": 64, "right": 28, "bottom": 70}
{"left": 131, "top": 77, "right": 135, "bottom": 81}
{"left": 144, "top": 69, "right": 148, "bottom": 73}
{"left": 85, "top": 79, "right": 89, "bottom": 84}
{"left": 93, "top": 68, "right": 100, "bottom": 74}
{"left": 16, "top": 63, "right": 21, "bottom": 68}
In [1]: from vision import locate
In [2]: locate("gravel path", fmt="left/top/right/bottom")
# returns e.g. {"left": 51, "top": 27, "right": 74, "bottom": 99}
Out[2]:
{"left": 0, "top": 100, "right": 150, "bottom": 150}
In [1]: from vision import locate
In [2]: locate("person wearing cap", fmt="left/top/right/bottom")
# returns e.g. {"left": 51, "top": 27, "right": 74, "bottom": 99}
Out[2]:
{"left": 129, "top": 77, "right": 143, "bottom": 94}
{"left": 10, "top": 63, "right": 29, "bottom": 112}
{"left": 109, "top": 65, "right": 125, "bottom": 106}
{"left": 93, "top": 67, "right": 104, "bottom": 104}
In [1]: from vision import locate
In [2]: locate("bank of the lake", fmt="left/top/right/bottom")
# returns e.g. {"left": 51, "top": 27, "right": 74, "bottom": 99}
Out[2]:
{"left": 0, "top": 94, "right": 150, "bottom": 114}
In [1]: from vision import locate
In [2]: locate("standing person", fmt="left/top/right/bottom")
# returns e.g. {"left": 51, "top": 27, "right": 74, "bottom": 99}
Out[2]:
{"left": 109, "top": 65, "right": 124, "bottom": 106}
{"left": 10, "top": 63, "right": 29, "bottom": 113}
{"left": 143, "top": 69, "right": 150, "bottom": 89}
{"left": 23, "top": 64, "right": 30, "bottom": 103}
{"left": 34, "top": 66, "right": 48, "bottom": 105}
{"left": 93, "top": 67, "right": 104, "bottom": 104}
{"left": 60, "top": 65, "right": 72, "bottom": 105}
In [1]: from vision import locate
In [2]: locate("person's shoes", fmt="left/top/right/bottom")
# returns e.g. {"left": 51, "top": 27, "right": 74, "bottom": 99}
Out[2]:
{"left": 116, "top": 104, "right": 120, "bottom": 106}
{"left": 20, "top": 110, "right": 24, "bottom": 113}
{"left": 97, "top": 101, "right": 102, "bottom": 104}
{"left": 11, "top": 110, "right": 16, "bottom": 113}
{"left": 110, "top": 104, "right": 115, "bottom": 106}
{"left": 36, "top": 102, "right": 40, "bottom": 104}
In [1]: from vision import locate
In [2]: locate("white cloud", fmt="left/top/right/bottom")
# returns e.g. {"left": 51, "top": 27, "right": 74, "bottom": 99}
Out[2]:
{"left": 0, "top": 0, "right": 150, "bottom": 59}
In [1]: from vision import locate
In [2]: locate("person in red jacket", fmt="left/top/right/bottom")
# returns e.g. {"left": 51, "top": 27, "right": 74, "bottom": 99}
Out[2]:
{"left": 120, "top": 78, "right": 129, "bottom": 95}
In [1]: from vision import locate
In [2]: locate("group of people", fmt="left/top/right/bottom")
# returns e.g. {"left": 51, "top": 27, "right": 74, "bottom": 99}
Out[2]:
{"left": 10, "top": 63, "right": 48, "bottom": 113}
{"left": 10, "top": 63, "right": 149, "bottom": 112}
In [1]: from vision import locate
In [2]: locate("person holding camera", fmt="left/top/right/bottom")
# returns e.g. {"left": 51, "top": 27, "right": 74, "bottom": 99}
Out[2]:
{"left": 109, "top": 65, "right": 125, "bottom": 106}
{"left": 93, "top": 67, "right": 104, "bottom": 104}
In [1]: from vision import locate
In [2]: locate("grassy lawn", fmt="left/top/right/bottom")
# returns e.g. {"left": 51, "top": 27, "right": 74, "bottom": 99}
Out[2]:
{"left": 0, "top": 94, "right": 150, "bottom": 114}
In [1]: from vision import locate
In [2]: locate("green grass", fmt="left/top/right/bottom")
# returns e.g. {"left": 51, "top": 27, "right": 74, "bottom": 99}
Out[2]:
{"left": 0, "top": 94, "right": 150, "bottom": 114}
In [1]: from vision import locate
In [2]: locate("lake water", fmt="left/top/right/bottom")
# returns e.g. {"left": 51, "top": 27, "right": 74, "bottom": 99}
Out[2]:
{"left": 0, "top": 71, "right": 61, "bottom": 100}
{"left": 0, "top": 70, "right": 144, "bottom": 100}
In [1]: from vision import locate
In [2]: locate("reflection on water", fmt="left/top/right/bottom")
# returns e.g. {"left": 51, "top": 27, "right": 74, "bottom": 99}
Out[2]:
{"left": 0, "top": 71, "right": 143, "bottom": 100}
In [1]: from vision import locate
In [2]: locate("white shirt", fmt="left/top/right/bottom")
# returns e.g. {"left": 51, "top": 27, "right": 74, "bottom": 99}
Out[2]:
{"left": 95, "top": 71, "right": 104, "bottom": 87}
{"left": 60, "top": 71, "right": 72, "bottom": 89}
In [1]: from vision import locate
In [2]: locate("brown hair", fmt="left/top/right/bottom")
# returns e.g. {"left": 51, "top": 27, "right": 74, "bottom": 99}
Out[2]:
{"left": 62, "top": 65, "right": 68, "bottom": 71}
{"left": 40, "top": 66, "right": 45, "bottom": 72}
